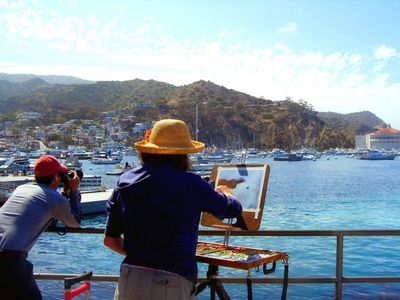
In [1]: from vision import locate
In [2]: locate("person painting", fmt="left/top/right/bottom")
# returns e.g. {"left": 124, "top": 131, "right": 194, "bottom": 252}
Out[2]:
{"left": 0, "top": 155, "right": 82, "bottom": 299}
{"left": 104, "top": 119, "right": 243, "bottom": 300}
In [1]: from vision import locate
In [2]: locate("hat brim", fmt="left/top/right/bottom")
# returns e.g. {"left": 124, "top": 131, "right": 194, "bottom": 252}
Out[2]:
{"left": 58, "top": 163, "right": 69, "bottom": 174}
{"left": 135, "top": 140, "right": 205, "bottom": 154}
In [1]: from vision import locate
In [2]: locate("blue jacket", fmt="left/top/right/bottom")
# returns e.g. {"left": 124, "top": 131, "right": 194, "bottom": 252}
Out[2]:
{"left": 105, "top": 163, "right": 242, "bottom": 283}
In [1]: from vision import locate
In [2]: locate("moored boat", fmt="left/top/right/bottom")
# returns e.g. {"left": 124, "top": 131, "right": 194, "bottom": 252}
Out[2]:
{"left": 64, "top": 156, "right": 82, "bottom": 169}
{"left": 274, "top": 153, "right": 303, "bottom": 161}
{"left": 359, "top": 150, "right": 396, "bottom": 160}
{"left": 90, "top": 156, "right": 123, "bottom": 165}
{"left": 80, "top": 189, "right": 113, "bottom": 214}
{"left": 105, "top": 163, "right": 133, "bottom": 175}
{"left": 191, "top": 163, "right": 214, "bottom": 177}
{"left": 0, "top": 157, "right": 31, "bottom": 175}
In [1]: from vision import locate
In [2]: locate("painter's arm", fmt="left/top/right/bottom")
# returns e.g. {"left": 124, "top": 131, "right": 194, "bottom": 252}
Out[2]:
{"left": 191, "top": 176, "right": 242, "bottom": 219}
{"left": 104, "top": 188, "right": 126, "bottom": 255}
{"left": 104, "top": 236, "right": 126, "bottom": 256}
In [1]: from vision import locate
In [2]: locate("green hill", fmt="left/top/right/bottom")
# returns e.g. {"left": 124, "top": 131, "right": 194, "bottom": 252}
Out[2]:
{"left": 0, "top": 77, "right": 385, "bottom": 150}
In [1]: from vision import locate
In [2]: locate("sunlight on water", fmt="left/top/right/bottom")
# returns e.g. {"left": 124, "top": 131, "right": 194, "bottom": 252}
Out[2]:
{"left": 30, "top": 156, "right": 400, "bottom": 299}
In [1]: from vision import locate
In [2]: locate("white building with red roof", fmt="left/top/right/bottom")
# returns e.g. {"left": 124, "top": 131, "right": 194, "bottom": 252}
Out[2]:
{"left": 356, "top": 128, "right": 400, "bottom": 150}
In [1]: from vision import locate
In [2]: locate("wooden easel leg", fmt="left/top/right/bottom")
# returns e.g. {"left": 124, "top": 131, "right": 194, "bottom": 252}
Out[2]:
{"left": 210, "top": 278, "right": 216, "bottom": 300}
{"left": 197, "top": 264, "right": 231, "bottom": 300}
{"left": 195, "top": 280, "right": 209, "bottom": 295}
{"left": 214, "top": 279, "right": 231, "bottom": 300}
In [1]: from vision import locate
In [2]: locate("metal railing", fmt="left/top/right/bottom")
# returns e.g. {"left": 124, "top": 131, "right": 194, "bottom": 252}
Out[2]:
{"left": 37, "top": 228, "right": 400, "bottom": 300}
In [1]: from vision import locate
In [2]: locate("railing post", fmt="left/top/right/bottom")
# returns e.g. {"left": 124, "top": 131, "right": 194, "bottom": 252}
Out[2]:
{"left": 336, "top": 233, "right": 344, "bottom": 300}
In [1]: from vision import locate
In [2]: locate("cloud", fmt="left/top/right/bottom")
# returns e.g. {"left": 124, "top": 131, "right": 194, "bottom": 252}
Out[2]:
{"left": 277, "top": 23, "right": 298, "bottom": 33}
{"left": 374, "top": 45, "right": 398, "bottom": 59}
{"left": 0, "top": 0, "right": 24, "bottom": 9}
{"left": 1, "top": 7, "right": 400, "bottom": 128}
{"left": 219, "top": 30, "right": 227, "bottom": 38}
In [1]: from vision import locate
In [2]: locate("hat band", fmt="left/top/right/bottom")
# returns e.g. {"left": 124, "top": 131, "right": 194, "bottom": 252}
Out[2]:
{"left": 135, "top": 140, "right": 204, "bottom": 154}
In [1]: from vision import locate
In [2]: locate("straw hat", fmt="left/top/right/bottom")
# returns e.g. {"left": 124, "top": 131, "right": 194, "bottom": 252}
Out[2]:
{"left": 135, "top": 119, "right": 204, "bottom": 154}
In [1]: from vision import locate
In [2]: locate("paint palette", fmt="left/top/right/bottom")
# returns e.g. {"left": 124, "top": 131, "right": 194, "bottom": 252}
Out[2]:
{"left": 196, "top": 242, "right": 288, "bottom": 270}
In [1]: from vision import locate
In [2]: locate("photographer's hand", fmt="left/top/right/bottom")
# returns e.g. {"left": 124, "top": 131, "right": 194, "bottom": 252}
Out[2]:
{"left": 67, "top": 171, "right": 81, "bottom": 192}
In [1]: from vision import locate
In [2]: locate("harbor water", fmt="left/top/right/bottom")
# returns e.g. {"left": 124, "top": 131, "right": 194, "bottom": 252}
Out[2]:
{"left": 30, "top": 156, "right": 400, "bottom": 299}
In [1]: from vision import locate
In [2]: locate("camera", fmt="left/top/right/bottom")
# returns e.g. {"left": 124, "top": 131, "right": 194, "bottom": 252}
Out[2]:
{"left": 61, "top": 169, "right": 84, "bottom": 184}
{"left": 75, "top": 168, "right": 84, "bottom": 180}
{"left": 60, "top": 172, "right": 72, "bottom": 184}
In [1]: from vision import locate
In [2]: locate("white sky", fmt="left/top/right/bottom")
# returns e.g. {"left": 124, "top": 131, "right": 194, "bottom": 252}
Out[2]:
{"left": 1, "top": 0, "right": 399, "bottom": 127}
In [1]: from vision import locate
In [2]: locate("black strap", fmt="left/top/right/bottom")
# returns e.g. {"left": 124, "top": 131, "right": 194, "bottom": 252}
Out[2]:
{"left": 55, "top": 222, "right": 68, "bottom": 236}
{"left": 281, "top": 263, "right": 289, "bottom": 300}
{"left": 47, "top": 219, "right": 68, "bottom": 236}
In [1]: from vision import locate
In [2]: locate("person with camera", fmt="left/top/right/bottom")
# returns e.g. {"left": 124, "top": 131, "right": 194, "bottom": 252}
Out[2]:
{"left": 104, "top": 119, "right": 243, "bottom": 300}
{"left": 0, "top": 155, "right": 82, "bottom": 299}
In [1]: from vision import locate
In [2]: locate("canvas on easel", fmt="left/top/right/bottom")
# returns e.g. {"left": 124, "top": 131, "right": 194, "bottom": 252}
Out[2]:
{"left": 201, "top": 164, "right": 270, "bottom": 231}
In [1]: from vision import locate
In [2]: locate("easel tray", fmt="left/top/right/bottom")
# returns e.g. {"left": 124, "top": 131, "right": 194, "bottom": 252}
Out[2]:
{"left": 196, "top": 241, "right": 288, "bottom": 270}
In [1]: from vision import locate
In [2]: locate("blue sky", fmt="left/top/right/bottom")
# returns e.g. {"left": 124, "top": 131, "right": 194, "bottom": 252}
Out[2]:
{"left": 1, "top": 0, "right": 399, "bottom": 128}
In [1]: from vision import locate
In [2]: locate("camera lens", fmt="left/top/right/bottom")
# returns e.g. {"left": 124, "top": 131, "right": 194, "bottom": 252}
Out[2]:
{"left": 60, "top": 173, "right": 68, "bottom": 184}
{"left": 75, "top": 169, "right": 84, "bottom": 180}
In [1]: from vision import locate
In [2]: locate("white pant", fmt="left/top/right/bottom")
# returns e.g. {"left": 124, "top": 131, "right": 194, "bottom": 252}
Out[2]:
{"left": 114, "top": 264, "right": 196, "bottom": 300}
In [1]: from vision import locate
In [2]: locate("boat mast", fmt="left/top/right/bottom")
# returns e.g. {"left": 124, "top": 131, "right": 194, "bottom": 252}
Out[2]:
{"left": 195, "top": 102, "right": 199, "bottom": 141}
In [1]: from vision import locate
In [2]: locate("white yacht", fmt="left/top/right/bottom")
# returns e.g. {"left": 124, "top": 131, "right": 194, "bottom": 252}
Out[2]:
{"left": 359, "top": 150, "right": 396, "bottom": 160}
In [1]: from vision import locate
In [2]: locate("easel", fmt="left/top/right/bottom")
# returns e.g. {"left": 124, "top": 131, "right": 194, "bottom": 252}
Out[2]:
{"left": 195, "top": 263, "right": 289, "bottom": 300}
{"left": 197, "top": 164, "right": 289, "bottom": 299}
{"left": 195, "top": 231, "right": 289, "bottom": 300}
{"left": 195, "top": 223, "right": 237, "bottom": 300}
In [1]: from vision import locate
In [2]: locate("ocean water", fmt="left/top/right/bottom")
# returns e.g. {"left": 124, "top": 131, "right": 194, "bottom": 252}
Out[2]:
{"left": 29, "top": 156, "right": 400, "bottom": 299}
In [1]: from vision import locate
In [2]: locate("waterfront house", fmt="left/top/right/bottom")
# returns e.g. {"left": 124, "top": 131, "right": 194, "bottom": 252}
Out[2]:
{"left": 355, "top": 128, "right": 400, "bottom": 150}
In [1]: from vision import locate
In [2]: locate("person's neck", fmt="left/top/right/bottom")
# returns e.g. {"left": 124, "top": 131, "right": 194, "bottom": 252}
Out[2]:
{"left": 48, "top": 181, "right": 58, "bottom": 190}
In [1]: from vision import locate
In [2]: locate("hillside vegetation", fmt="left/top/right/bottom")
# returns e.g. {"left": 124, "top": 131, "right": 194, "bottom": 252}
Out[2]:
{"left": 0, "top": 73, "right": 93, "bottom": 84}
{"left": 0, "top": 77, "right": 387, "bottom": 150}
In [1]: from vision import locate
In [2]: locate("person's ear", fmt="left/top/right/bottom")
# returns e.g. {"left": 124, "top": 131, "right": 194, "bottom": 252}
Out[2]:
{"left": 52, "top": 173, "right": 60, "bottom": 184}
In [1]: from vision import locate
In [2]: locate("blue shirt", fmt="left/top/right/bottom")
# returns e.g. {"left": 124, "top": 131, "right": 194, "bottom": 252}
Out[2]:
{"left": 0, "top": 183, "right": 81, "bottom": 252}
{"left": 105, "top": 163, "right": 242, "bottom": 283}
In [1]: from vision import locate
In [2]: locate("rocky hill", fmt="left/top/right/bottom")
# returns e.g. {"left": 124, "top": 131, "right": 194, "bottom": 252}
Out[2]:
{"left": 0, "top": 77, "right": 386, "bottom": 150}
{"left": 0, "top": 73, "right": 93, "bottom": 85}
{"left": 318, "top": 111, "right": 387, "bottom": 137}
{"left": 0, "top": 78, "right": 50, "bottom": 99}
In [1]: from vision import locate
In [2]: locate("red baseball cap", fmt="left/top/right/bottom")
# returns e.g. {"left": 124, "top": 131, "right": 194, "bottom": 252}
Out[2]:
{"left": 34, "top": 155, "right": 69, "bottom": 177}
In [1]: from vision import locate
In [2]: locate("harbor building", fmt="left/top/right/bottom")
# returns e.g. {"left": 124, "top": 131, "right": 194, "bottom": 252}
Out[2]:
{"left": 355, "top": 128, "right": 400, "bottom": 150}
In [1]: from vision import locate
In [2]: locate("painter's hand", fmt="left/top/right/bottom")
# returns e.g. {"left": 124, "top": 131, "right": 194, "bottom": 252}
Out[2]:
{"left": 217, "top": 178, "right": 245, "bottom": 189}
{"left": 215, "top": 185, "right": 233, "bottom": 197}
